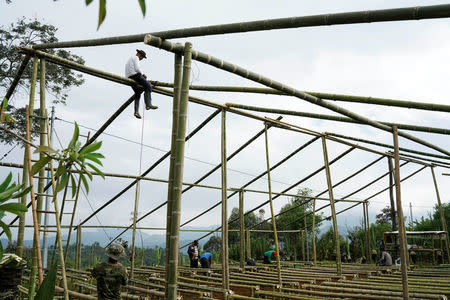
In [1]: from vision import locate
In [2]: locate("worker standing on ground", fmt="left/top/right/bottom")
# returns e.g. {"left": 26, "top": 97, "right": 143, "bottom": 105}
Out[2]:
{"left": 200, "top": 252, "right": 213, "bottom": 268}
{"left": 91, "top": 243, "right": 128, "bottom": 300}
{"left": 263, "top": 249, "right": 277, "bottom": 264}
{"left": 377, "top": 244, "right": 393, "bottom": 266}
{"left": 125, "top": 49, "right": 158, "bottom": 119}
{"left": 187, "top": 240, "right": 200, "bottom": 268}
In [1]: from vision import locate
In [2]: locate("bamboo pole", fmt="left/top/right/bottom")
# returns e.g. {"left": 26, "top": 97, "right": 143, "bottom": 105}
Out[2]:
{"left": 45, "top": 109, "right": 70, "bottom": 300}
{"left": 321, "top": 136, "right": 342, "bottom": 275}
{"left": 130, "top": 180, "right": 139, "bottom": 278}
{"left": 304, "top": 214, "right": 309, "bottom": 262}
{"left": 144, "top": 35, "right": 450, "bottom": 157}
{"left": 239, "top": 190, "right": 245, "bottom": 269}
{"left": 311, "top": 198, "right": 316, "bottom": 265}
{"left": 16, "top": 57, "right": 38, "bottom": 258}
{"left": 366, "top": 201, "right": 372, "bottom": 263}
{"left": 430, "top": 166, "right": 450, "bottom": 263}
{"left": 75, "top": 225, "right": 81, "bottom": 269}
{"left": 246, "top": 230, "right": 251, "bottom": 260}
{"left": 388, "top": 158, "right": 397, "bottom": 232}
{"left": 264, "top": 123, "right": 282, "bottom": 287}
{"left": 36, "top": 59, "right": 46, "bottom": 234}
{"left": 167, "top": 42, "right": 192, "bottom": 300}
{"left": 221, "top": 109, "right": 230, "bottom": 293}
{"left": 153, "top": 82, "right": 450, "bottom": 113}
{"left": 25, "top": 105, "right": 44, "bottom": 297}
{"left": 225, "top": 103, "right": 450, "bottom": 135}
{"left": 392, "top": 126, "right": 409, "bottom": 300}
{"left": 165, "top": 48, "right": 183, "bottom": 295}
{"left": 1, "top": 54, "right": 31, "bottom": 118}
{"left": 34, "top": 4, "right": 450, "bottom": 49}
{"left": 362, "top": 203, "right": 368, "bottom": 260}
{"left": 301, "top": 230, "right": 305, "bottom": 261}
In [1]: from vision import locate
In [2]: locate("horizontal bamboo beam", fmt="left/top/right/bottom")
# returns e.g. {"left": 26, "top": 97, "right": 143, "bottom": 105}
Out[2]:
{"left": 33, "top": 4, "right": 450, "bottom": 49}
{"left": 144, "top": 35, "right": 450, "bottom": 157}
{"left": 225, "top": 103, "right": 450, "bottom": 135}
{"left": 154, "top": 82, "right": 450, "bottom": 113}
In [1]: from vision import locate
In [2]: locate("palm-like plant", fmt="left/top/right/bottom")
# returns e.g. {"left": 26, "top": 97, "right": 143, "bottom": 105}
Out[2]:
{"left": 0, "top": 172, "right": 30, "bottom": 259}
{"left": 31, "top": 122, "right": 105, "bottom": 197}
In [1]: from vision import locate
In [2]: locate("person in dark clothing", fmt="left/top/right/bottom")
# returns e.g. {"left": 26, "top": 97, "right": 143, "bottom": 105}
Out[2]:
{"left": 124, "top": 49, "right": 158, "bottom": 119}
{"left": 377, "top": 244, "right": 392, "bottom": 266}
{"left": 246, "top": 258, "right": 256, "bottom": 266}
{"left": 263, "top": 250, "right": 277, "bottom": 264}
{"left": 187, "top": 240, "right": 199, "bottom": 268}
{"left": 91, "top": 244, "right": 128, "bottom": 300}
{"left": 200, "top": 252, "right": 212, "bottom": 268}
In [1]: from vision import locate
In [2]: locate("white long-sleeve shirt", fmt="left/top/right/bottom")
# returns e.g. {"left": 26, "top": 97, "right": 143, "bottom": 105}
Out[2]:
{"left": 125, "top": 55, "right": 143, "bottom": 78}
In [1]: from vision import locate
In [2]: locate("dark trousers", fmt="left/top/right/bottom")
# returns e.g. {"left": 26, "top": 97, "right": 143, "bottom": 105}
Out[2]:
{"left": 190, "top": 258, "right": 198, "bottom": 268}
{"left": 129, "top": 73, "right": 152, "bottom": 113}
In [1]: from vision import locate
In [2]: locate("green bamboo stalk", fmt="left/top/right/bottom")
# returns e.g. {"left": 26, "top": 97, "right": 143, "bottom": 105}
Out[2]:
{"left": 239, "top": 190, "right": 245, "bottom": 269}
{"left": 144, "top": 35, "right": 449, "bottom": 157}
{"left": 392, "top": 126, "right": 409, "bottom": 300}
{"left": 167, "top": 42, "right": 192, "bottom": 300}
{"left": 16, "top": 57, "right": 38, "bottom": 258}
{"left": 34, "top": 4, "right": 450, "bottom": 49}
{"left": 430, "top": 166, "right": 450, "bottom": 263}
{"left": 165, "top": 48, "right": 183, "bottom": 295}
{"left": 246, "top": 230, "right": 251, "bottom": 260}
{"left": 36, "top": 59, "right": 46, "bottom": 232}
{"left": 321, "top": 136, "right": 342, "bottom": 276}
{"left": 221, "top": 109, "right": 230, "bottom": 291}
{"left": 365, "top": 201, "right": 371, "bottom": 262}
{"left": 264, "top": 123, "right": 282, "bottom": 287}
{"left": 225, "top": 103, "right": 450, "bottom": 135}
{"left": 152, "top": 83, "right": 450, "bottom": 113}
{"left": 25, "top": 106, "right": 44, "bottom": 299}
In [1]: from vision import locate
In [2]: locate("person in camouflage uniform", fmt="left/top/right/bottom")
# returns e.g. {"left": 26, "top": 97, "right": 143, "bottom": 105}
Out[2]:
{"left": 91, "top": 243, "right": 128, "bottom": 300}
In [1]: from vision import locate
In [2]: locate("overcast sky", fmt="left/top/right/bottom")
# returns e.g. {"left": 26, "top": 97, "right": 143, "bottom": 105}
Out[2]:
{"left": 1, "top": 0, "right": 449, "bottom": 245}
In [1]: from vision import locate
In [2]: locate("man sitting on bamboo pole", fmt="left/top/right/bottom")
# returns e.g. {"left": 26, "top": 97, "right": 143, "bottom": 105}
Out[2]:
{"left": 125, "top": 49, "right": 158, "bottom": 119}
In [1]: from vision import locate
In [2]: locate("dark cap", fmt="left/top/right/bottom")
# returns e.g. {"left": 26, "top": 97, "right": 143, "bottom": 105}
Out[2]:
{"left": 194, "top": 240, "right": 198, "bottom": 245}
{"left": 136, "top": 49, "right": 147, "bottom": 59}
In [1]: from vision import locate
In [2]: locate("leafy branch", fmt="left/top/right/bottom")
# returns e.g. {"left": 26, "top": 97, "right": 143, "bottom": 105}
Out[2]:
{"left": 85, "top": 0, "right": 147, "bottom": 30}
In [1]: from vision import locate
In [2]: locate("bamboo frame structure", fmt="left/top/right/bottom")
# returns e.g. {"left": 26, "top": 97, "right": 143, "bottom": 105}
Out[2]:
{"left": 392, "top": 126, "right": 409, "bottom": 300}
{"left": 225, "top": 103, "right": 450, "bottom": 135}
{"left": 1, "top": 8, "right": 448, "bottom": 299}
{"left": 152, "top": 82, "right": 450, "bottom": 113}
{"left": 144, "top": 35, "right": 449, "bottom": 157}
{"left": 239, "top": 190, "right": 245, "bottom": 269}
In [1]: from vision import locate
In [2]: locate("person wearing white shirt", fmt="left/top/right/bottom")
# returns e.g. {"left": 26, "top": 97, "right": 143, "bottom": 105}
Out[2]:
{"left": 125, "top": 49, "right": 157, "bottom": 119}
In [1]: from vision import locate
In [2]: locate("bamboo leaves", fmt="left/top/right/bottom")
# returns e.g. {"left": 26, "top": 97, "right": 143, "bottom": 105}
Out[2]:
{"left": 84, "top": 0, "right": 147, "bottom": 30}
{"left": 0, "top": 172, "right": 29, "bottom": 259}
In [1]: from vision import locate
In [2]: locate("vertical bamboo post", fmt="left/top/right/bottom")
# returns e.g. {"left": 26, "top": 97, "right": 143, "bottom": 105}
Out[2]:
{"left": 301, "top": 230, "right": 305, "bottom": 261}
{"left": 430, "top": 166, "right": 450, "bottom": 263}
{"left": 304, "top": 214, "right": 309, "bottom": 262}
{"left": 17, "top": 57, "right": 38, "bottom": 258}
{"left": 75, "top": 225, "right": 80, "bottom": 269}
{"left": 365, "top": 202, "right": 371, "bottom": 263}
{"left": 221, "top": 109, "right": 230, "bottom": 293}
{"left": 25, "top": 105, "right": 44, "bottom": 296}
{"left": 165, "top": 46, "right": 183, "bottom": 294}
{"left": 321, "top": 136, "right": 342, "bottom": 275}
{"left": 37, "top": 58, "right": 46, "bottom": 238}
{"left": 246, "top": 230, "right": 251, "bottom": 260}
{"left": 312, "top": 199, "right": 317, "bottom": 265}
{"left": 167, "top": 42, "right": 192, "bottom": 300}
{"left": 392, "top": 126, "right": 409, "bottom": 300}
{"left": 264, "top": 123, "right": 282, "bottom": 287}
{"left": 77, "top": 226, "right": 82, "bottom": 269}
{"left": 239, "top": 190, "right": 245, "bottom": 269}
{"left": 130, "top": 181, "right": 140, "bottom": 278}
{"left": 363, "top": 202, "right": 368, "bottom": 261}
{"left": 388, "top": 158, "right": 397, "bottom": 231}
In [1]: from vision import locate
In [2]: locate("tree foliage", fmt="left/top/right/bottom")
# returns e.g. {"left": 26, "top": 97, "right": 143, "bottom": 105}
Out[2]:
{"left": 0, "top": 17, "right": 85, "bottom": 104}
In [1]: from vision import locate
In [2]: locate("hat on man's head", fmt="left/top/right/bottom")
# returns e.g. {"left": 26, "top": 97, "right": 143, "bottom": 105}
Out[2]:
{"left": 136, "top": 49, "right": 147, "bottom": 59}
